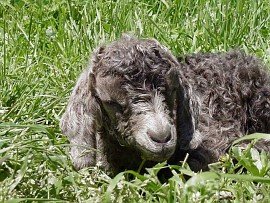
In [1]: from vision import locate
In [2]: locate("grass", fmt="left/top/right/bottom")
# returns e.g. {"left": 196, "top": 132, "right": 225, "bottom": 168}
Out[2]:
{"left": 0, "top": 0, "right": 270, "bottom": 202}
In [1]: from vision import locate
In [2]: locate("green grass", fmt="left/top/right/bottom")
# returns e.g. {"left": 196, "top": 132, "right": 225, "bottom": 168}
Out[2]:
{"left": 1, "top": 0, "right": 270, "bottom": 202}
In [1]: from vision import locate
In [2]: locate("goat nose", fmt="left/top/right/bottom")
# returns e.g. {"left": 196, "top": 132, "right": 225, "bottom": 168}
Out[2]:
{"left": 147, "top": 129, "right": 172, "bottom": 144}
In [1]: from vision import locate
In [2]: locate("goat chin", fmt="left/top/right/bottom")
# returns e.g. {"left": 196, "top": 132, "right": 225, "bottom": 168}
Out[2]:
{"left": 133, "top": 131, "right": 177, "bottom": 162}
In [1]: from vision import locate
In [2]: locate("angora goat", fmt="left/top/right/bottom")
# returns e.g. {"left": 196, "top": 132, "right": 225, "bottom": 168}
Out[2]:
{"left": 61, "top": 36, "right": 270, "bottom": 174}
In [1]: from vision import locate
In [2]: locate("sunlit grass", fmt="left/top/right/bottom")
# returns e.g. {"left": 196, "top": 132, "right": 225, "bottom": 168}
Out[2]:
{"left": 0, "top": 0, "right": 270, "bottom": 202}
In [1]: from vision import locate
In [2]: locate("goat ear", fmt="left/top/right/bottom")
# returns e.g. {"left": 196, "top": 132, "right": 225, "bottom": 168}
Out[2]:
{"left": 165, "top": 67, "right": 181, "bottom": 111}
{"left": 60, "top": 69, "right": 101, "bottom": 169}
{"left": 166, "top": 67, "right": 202, "bottom": 150}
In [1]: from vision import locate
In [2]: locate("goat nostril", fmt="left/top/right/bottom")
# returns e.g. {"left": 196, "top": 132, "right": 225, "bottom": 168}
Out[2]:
{"left": 147, "top": 130, "right": 172, "bottom": 144}
{"left": 164, "top": 133, "right": 172, "bottom": 142}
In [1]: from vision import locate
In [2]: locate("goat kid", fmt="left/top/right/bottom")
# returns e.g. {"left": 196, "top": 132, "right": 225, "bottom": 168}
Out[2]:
{"left": 61, "top": 36, "right": 270, "bottom": 174}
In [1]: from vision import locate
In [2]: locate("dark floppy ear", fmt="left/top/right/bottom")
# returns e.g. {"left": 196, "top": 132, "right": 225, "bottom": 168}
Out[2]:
{"left": 60, "top": 47, "right": 106, "bottom": 170}
{"left": 61, "top": 45, "right": 106, "bottom": 139}
{"left": 165, "top": 67, "right": 202, "bottom": 150}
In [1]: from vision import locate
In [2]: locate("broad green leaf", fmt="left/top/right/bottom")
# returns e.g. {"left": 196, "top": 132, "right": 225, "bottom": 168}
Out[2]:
{"left": 232, "top": 133, "right": 270, "bottom": 145}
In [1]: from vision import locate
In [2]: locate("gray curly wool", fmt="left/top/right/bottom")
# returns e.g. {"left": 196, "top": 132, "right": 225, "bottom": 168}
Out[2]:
{"left": 61, "top": 36, "right": 270, "bottom": 174}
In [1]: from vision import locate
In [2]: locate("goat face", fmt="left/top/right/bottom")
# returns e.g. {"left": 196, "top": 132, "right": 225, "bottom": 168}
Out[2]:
{"left": 91, "top": 37, "right": 181, "bottom": 162}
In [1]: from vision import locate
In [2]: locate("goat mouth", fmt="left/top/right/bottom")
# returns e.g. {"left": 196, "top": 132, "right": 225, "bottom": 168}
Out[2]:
{"left": 141, "top": 146, "right": 175, "bottom": 162}
{"left": 135, "top": 133, "right": 177, "bottom": 162}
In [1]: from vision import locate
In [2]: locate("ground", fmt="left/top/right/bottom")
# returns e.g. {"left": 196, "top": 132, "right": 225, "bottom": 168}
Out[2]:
{"left": 0, "top": 0, "right": 270, "bottom": 202}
